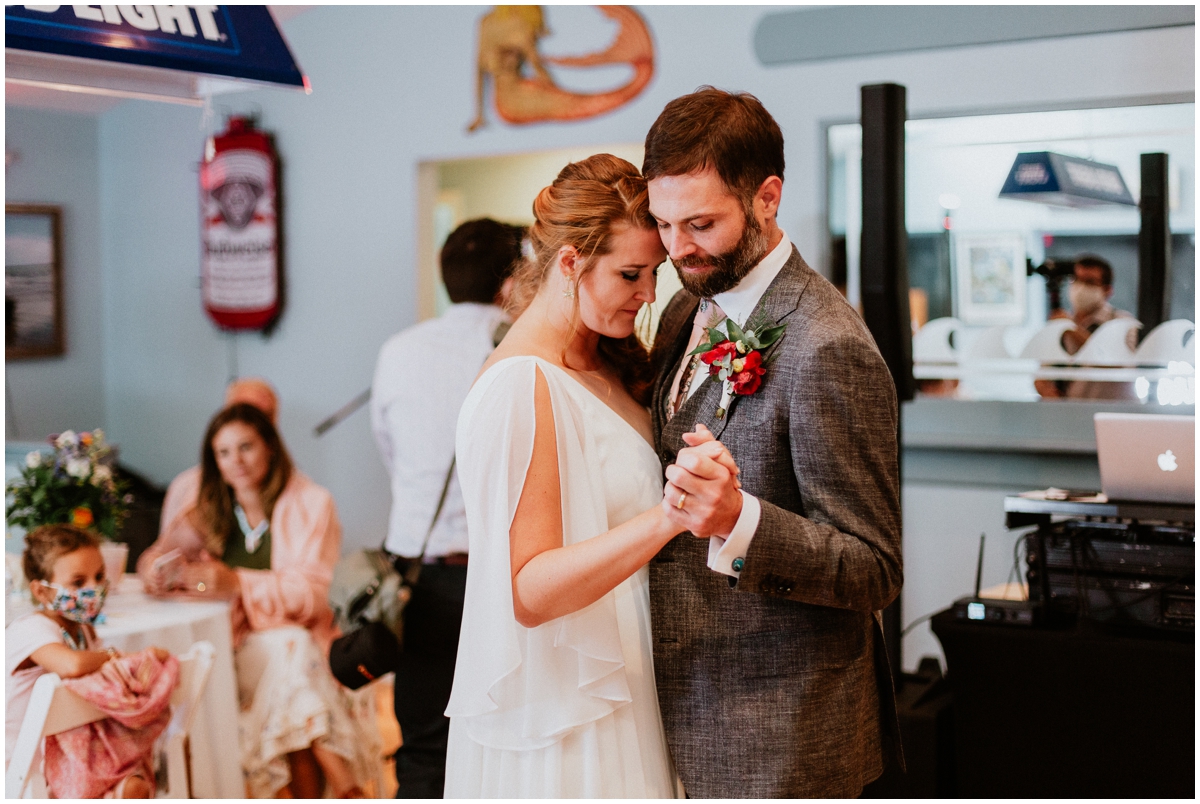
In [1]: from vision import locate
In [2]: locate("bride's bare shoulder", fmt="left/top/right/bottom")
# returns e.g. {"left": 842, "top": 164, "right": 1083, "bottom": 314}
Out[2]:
{"left": 477, "top": 336, "right": 560, "bottom": 382}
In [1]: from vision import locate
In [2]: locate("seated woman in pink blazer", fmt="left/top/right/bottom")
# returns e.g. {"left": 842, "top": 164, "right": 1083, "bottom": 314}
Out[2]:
{"left": 138, "top": 403, "right": 376, "bottom": 798}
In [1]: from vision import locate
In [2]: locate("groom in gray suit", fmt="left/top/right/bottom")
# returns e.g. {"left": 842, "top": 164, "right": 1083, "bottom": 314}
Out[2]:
{"left": 645, "top": 88, "right": 903, "bottom": 798}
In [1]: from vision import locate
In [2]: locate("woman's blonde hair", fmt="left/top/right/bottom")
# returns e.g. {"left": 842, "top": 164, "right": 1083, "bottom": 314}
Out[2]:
{"left": 508, "top": 153, "right": 657, "bottom": 404}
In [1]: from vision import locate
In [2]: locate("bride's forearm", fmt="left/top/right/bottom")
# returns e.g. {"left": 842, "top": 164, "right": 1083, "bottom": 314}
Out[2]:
{"left": 512, "top": 506, "right": 680, "bottom": 628}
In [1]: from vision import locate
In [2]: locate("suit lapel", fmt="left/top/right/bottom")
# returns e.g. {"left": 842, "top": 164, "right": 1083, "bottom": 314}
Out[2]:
{"left": 752, "top": 246, "right": 809, "bottom": 332}
{"left": 655, "top": 247, "right": 815, "bottom": 450}
{"left": 700, "top": 248, "right": 812, "bottom": 431}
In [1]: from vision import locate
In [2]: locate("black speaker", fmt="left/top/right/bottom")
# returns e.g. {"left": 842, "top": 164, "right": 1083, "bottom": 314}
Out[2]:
{"left": 1137, "top": 152, "right": 1171, "bottom": 338}
{"left": 860, "top": 82, "right": 914, "bottom": 403}
{"left": 860, "top": 82, "right": 911, "bottom": 680}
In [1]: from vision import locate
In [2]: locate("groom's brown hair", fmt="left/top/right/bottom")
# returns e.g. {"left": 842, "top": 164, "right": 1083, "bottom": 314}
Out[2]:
{"left": 642, "top": 86, "right": 785, "bottom": 208}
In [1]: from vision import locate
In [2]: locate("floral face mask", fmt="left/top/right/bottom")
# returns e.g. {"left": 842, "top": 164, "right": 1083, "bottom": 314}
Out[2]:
{"left": 39, "top": 581, "right": 109, "bottom": 625}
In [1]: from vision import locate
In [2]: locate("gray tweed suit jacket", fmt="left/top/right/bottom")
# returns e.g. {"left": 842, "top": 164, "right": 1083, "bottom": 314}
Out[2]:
{"left": 649, "top": 247, "right": 903, "bottom": 798}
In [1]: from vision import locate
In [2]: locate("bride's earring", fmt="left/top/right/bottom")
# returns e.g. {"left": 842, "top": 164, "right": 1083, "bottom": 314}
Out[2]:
{"left": 562, "top": 280, "right": 575, "bottom": 299}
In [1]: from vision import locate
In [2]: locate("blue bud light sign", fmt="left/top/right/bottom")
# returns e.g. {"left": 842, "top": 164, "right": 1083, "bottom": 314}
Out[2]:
{"left": 5, "top": 5, "right": 305, "bottom": 89}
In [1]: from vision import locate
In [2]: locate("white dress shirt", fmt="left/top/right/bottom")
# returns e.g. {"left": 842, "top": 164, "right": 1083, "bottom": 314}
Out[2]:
{"left": 371, "top": 303, "right": 506, "bottom": 557}
{"left": 679, "top": 230, "right": 792, "bottom": 578}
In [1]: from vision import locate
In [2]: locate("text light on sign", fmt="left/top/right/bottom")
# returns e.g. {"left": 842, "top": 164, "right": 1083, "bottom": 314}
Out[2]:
{"left": 999, "top": 152, "right": 1136, "bottom": 209}
{"left": 5, "top": 5, "right": 307, "bottom": 94}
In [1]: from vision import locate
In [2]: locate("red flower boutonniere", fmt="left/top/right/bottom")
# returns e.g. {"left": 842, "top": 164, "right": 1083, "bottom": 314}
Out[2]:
{"left": 690, "top": 306, "right": 787, "bottom": 418}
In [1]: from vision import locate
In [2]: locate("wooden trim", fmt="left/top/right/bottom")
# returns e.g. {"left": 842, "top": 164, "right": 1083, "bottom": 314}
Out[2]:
{"left": 5, "top": 203, "right": 65, "bottom": 361}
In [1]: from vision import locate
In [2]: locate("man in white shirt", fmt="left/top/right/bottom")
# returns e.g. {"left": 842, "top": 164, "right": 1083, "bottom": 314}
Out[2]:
{"left": 370, "top": 218, "right": 522, "bottom": 798}
{"left": 644, "top": 87, "right": 903, "bottom": 797}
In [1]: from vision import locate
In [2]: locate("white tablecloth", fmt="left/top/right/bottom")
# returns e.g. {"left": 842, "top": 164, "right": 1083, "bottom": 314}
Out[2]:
{"left": 95, "top": 578, "right": 244, "bottom": 798}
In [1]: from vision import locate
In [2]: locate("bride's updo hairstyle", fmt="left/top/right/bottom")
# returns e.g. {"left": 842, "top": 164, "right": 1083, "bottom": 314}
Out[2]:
{"left": 509, "top": 153, "right": 657, "bottom": 405}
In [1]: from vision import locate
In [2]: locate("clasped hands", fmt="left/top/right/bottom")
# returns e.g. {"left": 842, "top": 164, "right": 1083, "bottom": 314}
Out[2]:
{"left": 661, "top": 423, "right": 743, "bottom": 538}
{"left": 144, "top": 550, "right": 241, "bottom": 599}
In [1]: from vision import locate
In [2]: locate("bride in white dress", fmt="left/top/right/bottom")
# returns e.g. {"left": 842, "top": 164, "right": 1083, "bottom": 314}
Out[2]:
{"left": 445, "top": 155, "right": 728, "bottom": 798}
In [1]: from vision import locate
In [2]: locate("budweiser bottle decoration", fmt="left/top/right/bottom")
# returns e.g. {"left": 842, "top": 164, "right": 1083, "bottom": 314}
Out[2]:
{"left": 200, "top": 117, "right": 281, "bottom": 330}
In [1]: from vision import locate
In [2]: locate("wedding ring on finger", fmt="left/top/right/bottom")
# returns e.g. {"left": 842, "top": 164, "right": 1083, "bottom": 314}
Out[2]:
{"left": 676, "top": 491, "right": 687, "bottom": 510}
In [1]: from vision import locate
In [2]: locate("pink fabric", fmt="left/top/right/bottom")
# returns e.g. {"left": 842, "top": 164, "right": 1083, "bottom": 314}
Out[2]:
{"left": 137, "top": 470, "right": 341, "bottom": 652}
{"left": 44, "top": 650, "right": 179, "bottom": 799}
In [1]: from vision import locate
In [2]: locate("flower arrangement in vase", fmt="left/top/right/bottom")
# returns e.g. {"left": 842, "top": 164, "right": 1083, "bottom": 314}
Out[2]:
{"left": 6, "top": 429, "right": 133, "bottom": 540}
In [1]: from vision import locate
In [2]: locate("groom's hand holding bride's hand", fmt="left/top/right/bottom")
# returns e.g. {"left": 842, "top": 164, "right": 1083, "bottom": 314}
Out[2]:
{"left": 662, "top": 424, "right": 744, "bottom": 538}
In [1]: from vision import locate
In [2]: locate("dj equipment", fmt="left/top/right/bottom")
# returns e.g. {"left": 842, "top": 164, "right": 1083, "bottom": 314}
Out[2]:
{"left": 952, "top": 533, "right": 1036, "bottom": 626}
{"left": 1006, "top": 495, "right": 1194, "bottom": 633}
{"left": 952, "top": 596, "right": 1037, "bottom": 626}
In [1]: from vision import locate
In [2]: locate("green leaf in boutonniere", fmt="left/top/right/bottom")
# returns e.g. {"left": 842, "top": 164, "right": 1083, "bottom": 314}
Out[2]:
{"left": 690, "top": 327, "right": 728, "bottom": 356}
{"left": 724, "top": 317, "right": 746, "bottom": 345}
{"left": 752, "top": 323, "right": 787, "bottom": 349}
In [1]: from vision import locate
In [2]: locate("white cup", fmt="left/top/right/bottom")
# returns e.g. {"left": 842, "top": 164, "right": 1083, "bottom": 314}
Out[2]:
{"left": 100, "top": 542, "right": 129, "bottom": 590}
{"left": 4, "top": 552, "right": 27, "bottom": 595}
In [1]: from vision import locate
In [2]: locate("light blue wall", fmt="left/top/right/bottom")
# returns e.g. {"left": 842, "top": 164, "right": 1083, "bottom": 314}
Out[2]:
{"left": 11, "top": 6, "right": 1191, "bottom": 669}
{"left": 5, "top": 109, "right": 106, "bottom": 443}
{"left": 97, "top": 103, "right": 230, "bottom": 481}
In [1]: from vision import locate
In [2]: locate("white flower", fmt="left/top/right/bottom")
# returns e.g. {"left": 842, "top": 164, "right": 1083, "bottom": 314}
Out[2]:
{"left": 735, "top": 340, "right": 749, "bottom": 354}
{"left": 56, "top": 430, "right": 79, "bottom": 449}
{"left": 25, "top": 451, "right": 42, "bottom": 469}
{"left": 91, "top": 428, "right": 105, "bottom": 444}
{"left": 66, "top": 457, "right": 91, "bottom": 479}
{"left": 716, "top": 383, "right": 735, "bottom": 419}
{"left": 732, "top": 358, "right": 745, "bottom": 373}
{"left": 91, "top": 465, "right": 113, "bottom": 486}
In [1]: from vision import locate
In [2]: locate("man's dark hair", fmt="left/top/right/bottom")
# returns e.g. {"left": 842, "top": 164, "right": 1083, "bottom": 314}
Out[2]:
{"left": 440, "top": 218, "right": 525, "bottom": 304}
{"left": 642, "top": 86, "right": 785, "bottom": 208}
{"left": 1074, "top": 254, "right": 1113, "bottom": 287}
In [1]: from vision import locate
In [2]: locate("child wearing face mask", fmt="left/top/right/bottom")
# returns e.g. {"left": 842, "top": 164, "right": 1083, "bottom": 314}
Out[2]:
{"left": 5, "top": 524, "right": 167, "bottom": 797}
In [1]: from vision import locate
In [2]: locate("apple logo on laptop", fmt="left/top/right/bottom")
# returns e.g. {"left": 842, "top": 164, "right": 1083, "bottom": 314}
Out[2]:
{"left": 1157, "top": 449, "right": 1178, "bottom": 472}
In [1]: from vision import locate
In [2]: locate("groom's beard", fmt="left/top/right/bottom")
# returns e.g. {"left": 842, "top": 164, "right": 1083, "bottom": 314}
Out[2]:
{"left": 672, "top": 212, "right": 770, "bottom": 299}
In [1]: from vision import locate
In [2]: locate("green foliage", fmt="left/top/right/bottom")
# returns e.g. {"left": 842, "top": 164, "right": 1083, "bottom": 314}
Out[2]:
{"left": 689, "top": 299, "right": 788, "bottom": 357}
{"left": 5, "top": 430, "right": 131, "bottom": 540}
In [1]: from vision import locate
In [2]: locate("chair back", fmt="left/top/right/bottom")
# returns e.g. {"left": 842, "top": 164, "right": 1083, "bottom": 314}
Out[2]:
{"left": 1135, "top": 319, "right": 1196, "bottom": 366}
{"left": 912, "top": 317, "right": 962, "bottom": 364}
{"left": 5, "top": 674, "right": 107, "bottom": 798}
{"left": 158, "top": 641, "right": 216, "bottom": 799}
{"left": 1072, "top": 317, "right": 1140, "bottom": 366}
{"left": 1018, "top": 318, "right": 1076, "bottom": 361}
{"left": 164, "top": 641, "right": 215, "bottom": 740}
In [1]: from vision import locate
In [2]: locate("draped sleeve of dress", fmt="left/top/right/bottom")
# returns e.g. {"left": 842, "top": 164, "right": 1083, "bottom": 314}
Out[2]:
{"left": 445, "top": 356, "right": 679, "bottom": 798}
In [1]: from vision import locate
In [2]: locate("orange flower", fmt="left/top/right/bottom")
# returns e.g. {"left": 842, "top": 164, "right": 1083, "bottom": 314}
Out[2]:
{"left": 80, "top": 432, "right": 94, "bottom": 447}
{"left": 71, "top": 507, "right": 94, "bottom": 528}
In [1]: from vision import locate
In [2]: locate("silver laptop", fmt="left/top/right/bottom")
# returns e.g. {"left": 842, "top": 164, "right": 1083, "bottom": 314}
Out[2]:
{"left": 1094, "top": 413, "right": 1195, "bottom": 505}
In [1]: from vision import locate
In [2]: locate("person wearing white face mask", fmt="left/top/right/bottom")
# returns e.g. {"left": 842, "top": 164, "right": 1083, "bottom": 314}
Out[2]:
{"left": 1037, "top": 254, "right": 1137, "bottom": 399}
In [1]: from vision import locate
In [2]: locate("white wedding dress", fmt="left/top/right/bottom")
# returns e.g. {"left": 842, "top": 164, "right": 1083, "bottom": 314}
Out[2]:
{"left": 444, "top": 356, "right": 681, "bottom": 798}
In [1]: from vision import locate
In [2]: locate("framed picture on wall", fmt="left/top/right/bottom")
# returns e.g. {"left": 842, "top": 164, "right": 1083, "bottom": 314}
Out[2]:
{"left": 953, "top": 232, "right": 1026, "bottom": 326}
{"left": 6, "top": 204, "right": 64, "bottom": 360}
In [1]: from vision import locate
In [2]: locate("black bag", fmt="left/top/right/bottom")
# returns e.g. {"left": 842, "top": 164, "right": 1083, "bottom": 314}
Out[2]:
{"left": 327, "top": 458, "right": 455, "bottom": 690}
{"left": 329, "top": 621, "right": 402, "bottom": 689}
